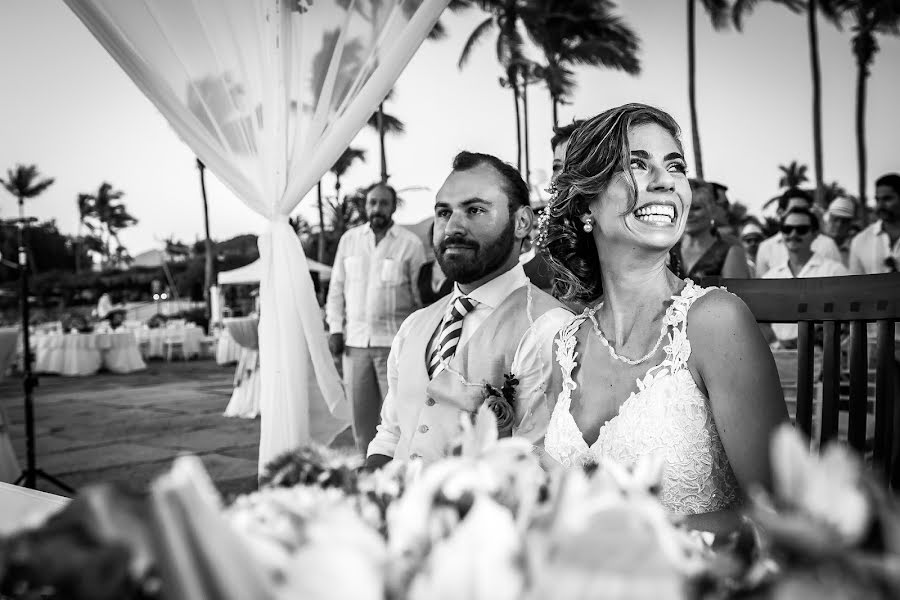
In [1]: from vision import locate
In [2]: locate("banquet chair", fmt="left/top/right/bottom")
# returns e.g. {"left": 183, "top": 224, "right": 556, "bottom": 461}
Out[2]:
{"left": 713, "top": 273, "right": 900, "bottom": 484}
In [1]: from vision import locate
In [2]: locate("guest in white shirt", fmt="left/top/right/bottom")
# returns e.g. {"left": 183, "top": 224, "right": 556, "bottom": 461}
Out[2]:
{"left": 326, "top": 183, "right": 427, "bottom": 455}
{"left": 739, "top": 221, "right": 766, "bottom": 276}
{"left": 756, "top": 187, "right": 842, "bottom": 277}
{"left": 848, "top": 173, "right": 900, "bottom": 275}
{"left": 366, "top": 152, "right": 572, "bottom": 468}
{"left": 763, "top": 207, "right": 848, "bottom": 346}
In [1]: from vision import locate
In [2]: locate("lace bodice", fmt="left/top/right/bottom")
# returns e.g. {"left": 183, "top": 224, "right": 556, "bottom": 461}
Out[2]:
{"left": 544, "top": 280, "right": 740, "bottom": 515}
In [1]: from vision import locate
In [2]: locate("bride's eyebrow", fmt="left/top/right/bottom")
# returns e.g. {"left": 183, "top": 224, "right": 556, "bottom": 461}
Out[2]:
{"left": 630, "top": 149, "right": 685, "bottom": 162}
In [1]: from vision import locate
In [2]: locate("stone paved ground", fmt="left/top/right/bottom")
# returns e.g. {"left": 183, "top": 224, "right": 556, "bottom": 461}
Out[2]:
{"left": 1, "top": 359, "right": 353, "bottom": 501}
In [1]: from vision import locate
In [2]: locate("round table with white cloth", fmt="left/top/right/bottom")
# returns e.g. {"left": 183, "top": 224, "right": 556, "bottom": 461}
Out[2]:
{"left": 32, "top": 331, "right": 146, "bottom": 376}
{"left": 222, "top": 317, "right": 260, "bottom": 419}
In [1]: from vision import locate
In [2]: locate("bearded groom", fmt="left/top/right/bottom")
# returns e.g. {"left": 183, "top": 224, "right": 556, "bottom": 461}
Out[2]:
{"left": 365, "top": 151, "right": 572, "bottom": 468}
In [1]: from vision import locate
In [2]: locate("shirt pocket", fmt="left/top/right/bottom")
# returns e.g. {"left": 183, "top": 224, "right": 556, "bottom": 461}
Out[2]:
{"left": 380, "top": 258, "right": 403, "bottom": 285}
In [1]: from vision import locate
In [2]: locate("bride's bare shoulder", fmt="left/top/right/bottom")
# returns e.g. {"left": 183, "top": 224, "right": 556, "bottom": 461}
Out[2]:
{"left": 685, "top": 287, "right": 760, "bottom": 345}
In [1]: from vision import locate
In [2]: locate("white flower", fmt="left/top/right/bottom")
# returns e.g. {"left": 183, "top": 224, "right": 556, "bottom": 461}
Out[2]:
{"left": 770, "top": 424, "right": 871, "bottom": 544}
{"left": 407, "top": 496, "right": 524, "bottom": 600}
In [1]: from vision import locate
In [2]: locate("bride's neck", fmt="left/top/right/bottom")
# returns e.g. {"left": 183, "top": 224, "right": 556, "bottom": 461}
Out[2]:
{"left": 597, "top": 251, "right": 681, "bottom": 346}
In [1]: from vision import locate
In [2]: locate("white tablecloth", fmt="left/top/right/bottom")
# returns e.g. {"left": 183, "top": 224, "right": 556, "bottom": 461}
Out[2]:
{"left": 215, "top": 328, "right": 243, "bottom": 365}
{"left": 0, "top": 482, "right": 69, "bottom": 535}
{"left": 223, "top": 317, "right": 260, "bottom": 419}
{"left": 0, "top": 328, "right": 21, "bottom": 482}
{"left": 33, "top": 331, "right": 147, "bottom": 376}
{"left": 134, "top": 326, "right": 203, "bottom": 360}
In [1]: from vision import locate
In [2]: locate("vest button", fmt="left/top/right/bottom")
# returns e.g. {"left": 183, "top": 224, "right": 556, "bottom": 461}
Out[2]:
{"left": 425, "top": 398, "right": 435, "bottom": 406}
{"left": 419, "top": 424, "right": 429, "bottom": 433}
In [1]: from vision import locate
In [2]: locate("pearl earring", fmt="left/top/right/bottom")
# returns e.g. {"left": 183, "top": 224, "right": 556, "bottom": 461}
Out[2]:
{"left": 582, "top": 216, "right": 594, "bottom": 233}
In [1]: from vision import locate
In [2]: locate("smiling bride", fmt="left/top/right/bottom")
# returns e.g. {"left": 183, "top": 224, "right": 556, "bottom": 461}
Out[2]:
{"left": 537, "top": 103, "right": 788, "bottom": 537}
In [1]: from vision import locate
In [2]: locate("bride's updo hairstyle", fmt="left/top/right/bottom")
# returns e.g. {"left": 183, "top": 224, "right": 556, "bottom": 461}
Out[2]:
{"left": 539, "top": 103, "right": 684, "bottom": 303}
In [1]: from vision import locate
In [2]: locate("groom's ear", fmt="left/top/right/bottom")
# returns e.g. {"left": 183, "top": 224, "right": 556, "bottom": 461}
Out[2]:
{"left": 512, "top": 204, "right": 534, "bottom": 241}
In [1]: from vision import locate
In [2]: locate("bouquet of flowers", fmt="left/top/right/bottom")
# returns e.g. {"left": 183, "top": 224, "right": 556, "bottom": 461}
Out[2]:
{"left": 3, "top": 411, "right": 900, "bottom": 600}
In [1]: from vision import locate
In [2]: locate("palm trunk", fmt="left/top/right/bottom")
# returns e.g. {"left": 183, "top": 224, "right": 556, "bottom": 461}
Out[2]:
{"left": 552, "top": 96, "right": 559, "bottom": 128}
{"left": 507, "top": 65, "right": 523, "bottom": 173}
{"left": 377, "top": 102, "right": 388, "bottom": 183}
{"left": 855, "top": 55, "right": 868, "bottom": 214}
{"left": 808, "top": 0, "right": 825, "bottom": 208}
{"left": 75, "top": 222, "right": 82, "bottom": 274}
{"left": 686, "top": 0, "right": 704, "bottom": 180}
{"left": 197, "top": 159, "right": 214, "bottom": 323}
{"left": 522, "top": 78, "right": 531, "bottom": 193}
{"left": 317, "top": 181, "right": 326, "bottom": 263}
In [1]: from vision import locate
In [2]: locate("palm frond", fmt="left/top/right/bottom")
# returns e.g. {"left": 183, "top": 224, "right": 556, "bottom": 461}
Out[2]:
{"left": 368, "top": 110, "right": 406, "bottom": 135}
{"left": 700, "top": 0, "right": 732, "bottom": 30}
{"left": 458, "top": 16, "right": 494, "bottom": 69}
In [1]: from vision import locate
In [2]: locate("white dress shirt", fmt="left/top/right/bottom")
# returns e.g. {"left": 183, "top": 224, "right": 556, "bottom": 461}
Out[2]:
{"left": 326, "top": 223, "right": 426, "bottom": 348}
{"left": 848, "top": 220, "right": 900, "bottom": 275}
{"left": 367, "top": 264, "right": 573, "bottom": 459}
{"left": 762, "top": 253, "right": 848, "bottom": 341}
{"left": 756, "top": 232, "right": 842, "bottom": 278}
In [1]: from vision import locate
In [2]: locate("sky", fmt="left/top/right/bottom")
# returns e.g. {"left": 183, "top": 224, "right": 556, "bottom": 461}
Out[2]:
{"left": 1, "top": 1, "right": 899, "bottom": 257}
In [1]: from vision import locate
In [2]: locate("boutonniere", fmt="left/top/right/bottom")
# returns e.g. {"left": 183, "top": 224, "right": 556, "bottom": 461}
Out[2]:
{"left": 482, "top": 373, "right": 519, "bottom": 438}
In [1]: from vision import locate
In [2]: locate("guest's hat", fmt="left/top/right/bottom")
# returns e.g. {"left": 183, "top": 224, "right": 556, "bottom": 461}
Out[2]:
{"left": 740, "top": 222, "right": 765, "bottom": 240}
{"left": 826, "top": 196, "right": 856, "bottom": 219}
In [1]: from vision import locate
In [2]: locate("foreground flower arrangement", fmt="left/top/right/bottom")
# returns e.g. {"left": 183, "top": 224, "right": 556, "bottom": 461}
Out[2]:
{"left": 1, "top": 408, "right": 899, "bottom": 600}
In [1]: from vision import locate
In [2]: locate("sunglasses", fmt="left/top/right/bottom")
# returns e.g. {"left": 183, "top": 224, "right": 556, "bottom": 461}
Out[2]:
{"left": 780, "top": 224, "right": 812, "bottom": 236}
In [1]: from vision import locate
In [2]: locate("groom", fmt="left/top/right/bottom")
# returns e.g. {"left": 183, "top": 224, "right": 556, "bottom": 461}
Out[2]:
{"left": 365, "top": 151, "right": 572, "bottom": 468}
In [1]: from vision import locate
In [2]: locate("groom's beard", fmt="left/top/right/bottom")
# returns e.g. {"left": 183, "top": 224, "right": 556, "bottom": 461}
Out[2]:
{"left": 437, "top": 220, "right": 515, "bottom": 284}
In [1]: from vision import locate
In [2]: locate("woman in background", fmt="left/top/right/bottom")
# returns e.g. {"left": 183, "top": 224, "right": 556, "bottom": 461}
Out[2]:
{"left": 678, "top": 179, "right": 750, "bottom": 282}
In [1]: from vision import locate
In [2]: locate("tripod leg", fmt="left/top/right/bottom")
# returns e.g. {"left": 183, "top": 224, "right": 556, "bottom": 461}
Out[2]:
{"left": 35, "top": 469, "right": 75, "bottom": 495}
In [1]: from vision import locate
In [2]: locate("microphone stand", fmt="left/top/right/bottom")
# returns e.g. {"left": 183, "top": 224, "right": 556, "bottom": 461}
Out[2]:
{"left": 3, "top": 214, "right": 74, "bottom": 493}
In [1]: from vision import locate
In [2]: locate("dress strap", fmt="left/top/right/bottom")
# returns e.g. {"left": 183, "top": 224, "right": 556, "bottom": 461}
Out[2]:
{"left": 657, "top": 279, "right": 726, "bottom": 373}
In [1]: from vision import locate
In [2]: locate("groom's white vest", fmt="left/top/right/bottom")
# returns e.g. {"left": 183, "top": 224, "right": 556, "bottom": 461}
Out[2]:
{"left": 391, "top": 284, "right": 563, "bottom": 463}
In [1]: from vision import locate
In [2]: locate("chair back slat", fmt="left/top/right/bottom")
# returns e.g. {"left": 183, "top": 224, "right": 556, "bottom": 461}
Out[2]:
{"left": 820, "top": 322, "right": 842, "bottom": 446}
{"left": 874, "top": 319, "right": 897, "bottom": 482}
{"left": 795, "top": 321, "right": 816, "bottom": 437}
{"left": 847, "top": 321, "right": 869, "bottom": 451}
{"left": 712, "top": 273, "right": 900, "bottom": 482}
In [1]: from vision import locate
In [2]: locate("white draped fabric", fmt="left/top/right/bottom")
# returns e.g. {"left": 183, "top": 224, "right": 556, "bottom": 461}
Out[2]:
{"left": 65, "top": 0, "right": 450, "bottom": 472}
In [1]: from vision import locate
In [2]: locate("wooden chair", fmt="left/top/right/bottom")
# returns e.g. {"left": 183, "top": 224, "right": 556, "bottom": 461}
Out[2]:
{"left": 712, "top": 273, "right": 900, "bottom": 483}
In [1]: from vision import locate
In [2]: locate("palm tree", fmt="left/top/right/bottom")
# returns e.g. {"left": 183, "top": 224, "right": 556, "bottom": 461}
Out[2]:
{"left": 735, "top": 0, "right": 833, "bottom": 208}
{"left": 79, "top": 183, "right": 137, "bottom": 268}
{"left": 0, "top": 165, "right": 54, "bottom": 277}
{"left": 330, "top": 147, "right": 367, "bottom": 216}
{"left": 367, "top": 90, "right": 406, "bottom": 183}
{"left": 846, "top": 0, "right": 900, "bottom": 209}
{"left": 0, "top": 164, "right": 54, "bottom": 222}
{"left": 778, "top": 160, "right": 810, "bottom": 188}
{"left": 525, "top": 0, "right": 641, "bottom": 127}
{"left": 687, "top": 0, "right": 731, "bottom": 180}
{"left": 459, "top": 0, "right": 527, "bottom": 171}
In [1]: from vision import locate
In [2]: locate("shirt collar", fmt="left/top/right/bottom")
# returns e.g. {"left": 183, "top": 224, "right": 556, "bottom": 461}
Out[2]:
{"left": 366, "top": 222, "right": 396, "bottom": 238}
{"left": 777, "top": 252, "right": 825, "bottom": 275}
{"left": 451, "top": 263, "right": 527, "bottom": 310}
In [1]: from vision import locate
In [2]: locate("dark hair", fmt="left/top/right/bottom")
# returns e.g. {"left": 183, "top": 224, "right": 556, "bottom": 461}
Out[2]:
{"left": 451, "top": 151, "right": 529, "bottom": 210}
{"left": 875, "top": 173, "right": 900, "bottom": 196}
{"left": 550, "top": 119, "right": 585, "bottom": 151}
{"left": 781, "top": 206, "right": 819, "bottom": 232}
{"left": 542, "top": 103, "right": 683, "bottom": 303}
{"left": 777, "top": 187, "right": 812, "bottom": 212}
{"left": 365, "top": 182, "right": 398, "bottom": 205}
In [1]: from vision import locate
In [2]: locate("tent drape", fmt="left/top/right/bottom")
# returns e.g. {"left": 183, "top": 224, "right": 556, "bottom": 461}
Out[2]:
{"left": 64, "top": 0, "right": 450, "bottom": 472}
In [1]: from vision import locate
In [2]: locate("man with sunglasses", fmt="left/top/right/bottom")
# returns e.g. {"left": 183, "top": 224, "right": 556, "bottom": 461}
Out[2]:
{"left": 755, "top": 187, "right": 842, "bottom": 277}
{"left": 762, "top": 207, "right": 847, "bottom": 347}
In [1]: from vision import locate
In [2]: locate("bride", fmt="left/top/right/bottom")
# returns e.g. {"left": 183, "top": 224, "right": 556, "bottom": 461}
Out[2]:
{"left": 538, "top": 103, "right": 788, "bottom": 536}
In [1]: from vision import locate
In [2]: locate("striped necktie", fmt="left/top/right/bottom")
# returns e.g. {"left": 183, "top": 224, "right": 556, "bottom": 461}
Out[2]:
{"left": 427, "top": 295, "right": 477, "bottom": 378}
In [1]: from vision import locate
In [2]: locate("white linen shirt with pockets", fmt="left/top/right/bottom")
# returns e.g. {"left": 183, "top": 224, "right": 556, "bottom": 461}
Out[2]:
{"left": 326, "top": 223, "right": 426, "bottom": 348}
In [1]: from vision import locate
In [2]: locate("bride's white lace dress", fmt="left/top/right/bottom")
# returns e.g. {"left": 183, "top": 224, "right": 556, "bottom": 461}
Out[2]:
{"left": 544, "top": 280, "right": 741, "bottom": 514}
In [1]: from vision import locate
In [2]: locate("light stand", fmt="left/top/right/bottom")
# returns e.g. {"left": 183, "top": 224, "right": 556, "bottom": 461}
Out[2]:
{"left": 3, "top": 212, "right": 74, "bottom": 493}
